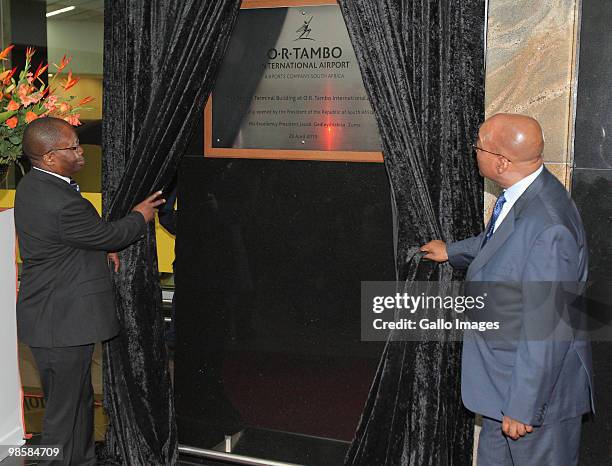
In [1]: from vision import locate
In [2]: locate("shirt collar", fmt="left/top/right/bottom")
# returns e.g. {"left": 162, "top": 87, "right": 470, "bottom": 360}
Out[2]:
{"left": 503, "top": 164, "right": 544, "bottom": 204}
{"left": 33, "top": 166, "right": 71, "bottom": 184}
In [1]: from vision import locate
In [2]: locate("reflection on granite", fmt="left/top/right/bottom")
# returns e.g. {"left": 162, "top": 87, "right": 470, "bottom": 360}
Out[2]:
{"left": 485, "top": 0, "right": 579, "bottom": 163}
{"left": 572, "top": 169, "right": 612, "bottom": 465}
{"left": 175, "top": 157, "right": 392, "bottom": 464}
{"left": 572, "top": 169, "right": 612, "bottom": 282}
{"left": 574, "top": 0, "right": 612, "bottom": 169}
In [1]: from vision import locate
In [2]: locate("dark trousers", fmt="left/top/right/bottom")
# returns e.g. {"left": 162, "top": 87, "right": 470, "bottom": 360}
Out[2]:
{"left": 477, "top": 415, "right": 582, "bottom": 466}
{"left": 30, "top": 344, "right": 96, "bottom": 466}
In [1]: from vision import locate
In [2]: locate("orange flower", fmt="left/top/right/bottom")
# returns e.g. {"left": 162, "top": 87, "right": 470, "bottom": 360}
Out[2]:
{"left": 5, "top": 116, "right": 18, "bottom": 128}
{"left": 53, "top": 54, "right": 71, "bottom": 72}
{"left": 62, "top": 70, "right": 79, "bottom": 90}
{"left": 25, "top": 111, "right": 38, "bottom": 123}
{"left": 59, "top": 102, "right": 71, "bottom": 113}
{"left": 17, "top": 83, "right": 37, "bottom": 107}
{"left": 0, "top": 44, "right": 14, "bottom": 60}
{"left": 6, "top": 100, "right": 20, "bottom": 111}
{"left": 78, "top": 96, "right": 94, "bottom": 106}
{"left": 2, "top": 67, "right": 16, "bottom": 85}
{"left": 63, "top": 113, "right": 81, "bottom": 126}
{"left": 33, "top": 62, "right": 49, "bottom": 80}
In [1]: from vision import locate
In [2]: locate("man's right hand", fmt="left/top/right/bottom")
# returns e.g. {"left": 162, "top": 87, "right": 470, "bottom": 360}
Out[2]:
{"left": 420, "top": 240, "right": 448, "bottom": 262}
{"left": 132, "top": 191, "right": 166, "bottom": 223}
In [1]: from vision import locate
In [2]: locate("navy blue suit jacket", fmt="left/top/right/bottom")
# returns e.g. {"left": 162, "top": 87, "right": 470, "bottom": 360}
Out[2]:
{"left": 447, "top": 167, "right": 593, "bottom": 426}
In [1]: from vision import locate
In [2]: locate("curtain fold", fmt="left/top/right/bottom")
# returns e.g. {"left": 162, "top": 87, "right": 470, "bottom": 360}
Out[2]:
{"left": 338, "top": 1, "right": 485, "bottom": 465}
{"left": 100, "top": 1, "right": 241, "bottom": 464}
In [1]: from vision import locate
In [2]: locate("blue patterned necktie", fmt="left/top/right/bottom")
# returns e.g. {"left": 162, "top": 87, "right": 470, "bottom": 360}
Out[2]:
{"left": 69, "top": 179, "right": 80, "bottom": 193}
{"left": 482, "top": 192, "right": 506, "bottom": 247}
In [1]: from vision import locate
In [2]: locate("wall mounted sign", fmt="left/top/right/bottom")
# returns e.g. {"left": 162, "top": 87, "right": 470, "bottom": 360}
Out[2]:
{"left": 205, "top": 0, "right": 383, "bottom": 162}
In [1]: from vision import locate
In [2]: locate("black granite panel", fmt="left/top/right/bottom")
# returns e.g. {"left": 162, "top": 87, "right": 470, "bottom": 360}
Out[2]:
{"left": 174, "top": 156, "right": 393, "bottom": 464}
{"left": 574, "top": 8, "right": 612, "bottom": 459}
{"left": 572, "top": 168, "right": 612, "bottom": 465}
{"left": 572, "top": 169, "right": 612, "bottom": 281}
{"left": 574, "top": 1, "right": 612, "bottom": 169}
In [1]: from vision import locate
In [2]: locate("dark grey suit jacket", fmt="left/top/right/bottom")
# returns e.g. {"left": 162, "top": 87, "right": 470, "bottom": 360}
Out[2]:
{"left": 14, "top": 168, "right": 146, "bottom": 347}
{"left": 447, "top": 167, "right": 593, "bottom": 426}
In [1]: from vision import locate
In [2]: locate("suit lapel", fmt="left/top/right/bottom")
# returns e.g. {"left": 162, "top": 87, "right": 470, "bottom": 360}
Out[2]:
{"left": 467, "top": 167, "right": 551, "bottom": 280}
{"left": 467, "top": 208, "right": 515, "bottom": 280}
{"left": 30, "top": 168, "right": 78, "bottom": 195}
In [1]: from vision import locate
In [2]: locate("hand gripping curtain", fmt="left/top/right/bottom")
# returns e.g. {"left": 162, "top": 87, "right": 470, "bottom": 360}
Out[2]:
{"left": 338, "top": 1, "right": 485, "bottom": 465}
{"left": 99, "top": 1, "right": 241, "bottom": 464}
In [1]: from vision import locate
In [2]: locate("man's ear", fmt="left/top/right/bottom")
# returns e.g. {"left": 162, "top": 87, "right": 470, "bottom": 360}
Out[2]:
{"left": 42, "top": 153, "right": 54, "bottom": 167}
{"left": 496, "top": 156, "right": 509, "bottom": 174}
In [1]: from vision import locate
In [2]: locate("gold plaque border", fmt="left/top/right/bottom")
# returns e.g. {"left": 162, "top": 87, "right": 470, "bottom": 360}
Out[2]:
{"left": 204, "top": 0, "right": 383, "bottom": 163}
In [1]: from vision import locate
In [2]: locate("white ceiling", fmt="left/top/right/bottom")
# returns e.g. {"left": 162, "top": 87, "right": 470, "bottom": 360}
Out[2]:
{"left": 44, "top": 0, "right": 104, "bottom": 23}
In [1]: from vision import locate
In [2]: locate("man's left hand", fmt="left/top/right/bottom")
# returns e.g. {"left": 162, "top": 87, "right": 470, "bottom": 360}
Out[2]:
{"left": 502, "top": 415, "right": 533, "bottom": 440}
{"left": 107, "top": 252, "right": 120, "bottom": 272}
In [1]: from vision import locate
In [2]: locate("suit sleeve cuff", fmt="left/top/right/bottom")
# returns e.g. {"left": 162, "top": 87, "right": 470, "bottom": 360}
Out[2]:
{"left": 502, "top": 397, "right": 547, "bottom": 426}
{"left": 446, "top": 241, "right": 463, "bottom": 268}
{"left": 128, "top": 211, "right": 147, "bottom": 237}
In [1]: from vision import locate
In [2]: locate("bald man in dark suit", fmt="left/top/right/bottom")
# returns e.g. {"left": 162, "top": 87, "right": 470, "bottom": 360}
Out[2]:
{"left": 422, "top": 114, "right": 592, "bottom": 465}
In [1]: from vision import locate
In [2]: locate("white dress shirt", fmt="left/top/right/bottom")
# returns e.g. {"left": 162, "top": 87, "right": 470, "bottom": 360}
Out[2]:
{"left": 493, "top": 164, "right": 544, "bottom": 233}
{"left": 33, "top": 166, "right": 71, "bottom": 184}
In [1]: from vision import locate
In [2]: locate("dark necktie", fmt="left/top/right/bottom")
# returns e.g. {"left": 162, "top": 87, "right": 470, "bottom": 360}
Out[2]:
{"left": 482, "top": 192, "right": 506, "bottom": 247}
{"left": 69, "top": 179, "right": 80, "bottom": 193}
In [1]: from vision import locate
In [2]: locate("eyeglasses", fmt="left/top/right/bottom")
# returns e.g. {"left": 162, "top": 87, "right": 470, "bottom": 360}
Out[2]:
{"left": 472, "top": 144, "right": 506, "bottom": 158}
{"left": 39, "top": 142, "right": 81, "bottom": 157}
{"left": 54, "top": 144, "right": 80, "bottom": 152}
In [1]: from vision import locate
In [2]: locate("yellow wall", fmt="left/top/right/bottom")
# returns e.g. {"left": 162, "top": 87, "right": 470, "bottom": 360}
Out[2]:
{"left": 0, "top": 189, "right": 175, "bottom": 272}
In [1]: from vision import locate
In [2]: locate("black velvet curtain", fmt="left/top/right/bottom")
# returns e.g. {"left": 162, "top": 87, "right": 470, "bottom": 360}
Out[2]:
{"left": 338, "top": 1, "right": 485, "bottom": 465}
{"left": 100, "top": 1, "right": 241, "bottom": 464}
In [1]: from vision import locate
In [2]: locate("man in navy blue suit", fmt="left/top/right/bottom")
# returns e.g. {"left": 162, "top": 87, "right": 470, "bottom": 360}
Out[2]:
{"left": 421, "top": 114, "right": 593, "bottom": 465}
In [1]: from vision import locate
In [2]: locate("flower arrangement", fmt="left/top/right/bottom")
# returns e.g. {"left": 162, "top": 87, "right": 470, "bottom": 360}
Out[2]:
{"left": 0, "top": 44, "right": 93, "bottom": 171}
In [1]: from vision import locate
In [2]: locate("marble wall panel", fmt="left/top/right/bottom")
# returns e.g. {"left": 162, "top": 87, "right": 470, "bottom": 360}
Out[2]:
{"left": 485, "top": 0, "right": 579, "bottom": 163}
{"left": 483, "top": 0, "right": 580, "bottom": 221}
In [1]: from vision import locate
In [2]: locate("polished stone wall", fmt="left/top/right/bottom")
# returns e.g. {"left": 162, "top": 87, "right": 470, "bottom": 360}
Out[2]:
{"left": 484, "top": 0, "right": 581, "bottom": 216}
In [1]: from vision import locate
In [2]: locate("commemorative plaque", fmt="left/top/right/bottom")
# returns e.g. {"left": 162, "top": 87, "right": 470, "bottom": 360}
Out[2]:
{"left": 206, "top": 0, "right": 383, "bottom": 162}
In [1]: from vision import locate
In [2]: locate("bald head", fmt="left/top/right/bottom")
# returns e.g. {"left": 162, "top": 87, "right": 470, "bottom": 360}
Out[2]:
{"left": 22, "top": 116, "right": 84, "bottom": 177}
{"left": 476, "top": 113, "right": 544, "bottom": 187}
{"left": 23, "top": 117, "right": 74, "bottom": 166}
{"left": 480, "top": 113, "right": 544, "bottom": 163}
